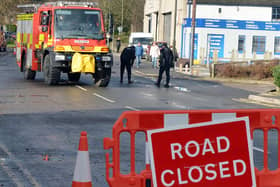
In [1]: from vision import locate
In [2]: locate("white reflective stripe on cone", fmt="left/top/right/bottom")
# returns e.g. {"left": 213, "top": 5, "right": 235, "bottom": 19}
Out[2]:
{"left": 164, "top": 114, "right": 189, "bottom": 128}
{"left": 145, "top": 142, "right": 150, "bottom": 165}
{"left": 73, "top": 151, "right": 92, "bottom": 182}
{"left": 212, "top": 113, "right": 236, "bottom": 122}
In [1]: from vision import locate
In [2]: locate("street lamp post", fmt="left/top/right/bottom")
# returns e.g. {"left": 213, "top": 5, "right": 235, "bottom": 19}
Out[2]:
{"left": 121, "top": 0, "right": 123, "bottom": 33}
{"left": 190, "top": 0, "right": 197, "bottom": 70}
{"left": 172, "top": 0, "right": 178, "bottom": 50}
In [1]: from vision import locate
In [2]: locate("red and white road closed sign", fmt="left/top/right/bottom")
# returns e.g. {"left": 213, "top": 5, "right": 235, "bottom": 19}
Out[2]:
{"left": 147, "top": 117, "right": 256, "bottom": 187}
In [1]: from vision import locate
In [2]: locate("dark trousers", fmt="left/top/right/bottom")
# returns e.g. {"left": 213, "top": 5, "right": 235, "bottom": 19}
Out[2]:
{"left": 117, "top": 45, "right": 120, "bottom": 53}
{"left": 157, "top": 65, "right": 170, "bottom": 85}
{"left": 120, "top": 61, "right": 131, "bottom": 82}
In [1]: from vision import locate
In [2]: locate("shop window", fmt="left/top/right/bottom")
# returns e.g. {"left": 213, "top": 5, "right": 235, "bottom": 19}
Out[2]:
{"left": 274, "top": 37, "right": 280, "bottom": 55}
{"left": 238, "top": 35, "right": 245, "bottom": 53}
{"left": 252, "top": 36, "right": 266, "bottom": 54}
{"left": 272, "top": 7, "right": 280, "bottom": 20}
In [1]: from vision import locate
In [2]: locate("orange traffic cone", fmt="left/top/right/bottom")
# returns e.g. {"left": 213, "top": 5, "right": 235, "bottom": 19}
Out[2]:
{"left": 72, "top": 131, "right": 92, "bottom": 187}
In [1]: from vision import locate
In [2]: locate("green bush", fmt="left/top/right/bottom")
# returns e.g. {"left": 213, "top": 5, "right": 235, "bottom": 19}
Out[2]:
{"left": 273, "top": 65, "right": 280, "bottom": 88}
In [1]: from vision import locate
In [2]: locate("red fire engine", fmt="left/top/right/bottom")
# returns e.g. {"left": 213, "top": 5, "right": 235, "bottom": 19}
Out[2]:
{"left": 16, "top": 1, "right": 113, "bottom": 86}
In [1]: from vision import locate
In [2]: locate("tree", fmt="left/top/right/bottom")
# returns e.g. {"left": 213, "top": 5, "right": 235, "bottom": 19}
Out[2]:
{"left": 0, "top": 0, "right": 145, "bottom": 33}
{"left": 99, "top": 0, "right": 144, "bottom": 33}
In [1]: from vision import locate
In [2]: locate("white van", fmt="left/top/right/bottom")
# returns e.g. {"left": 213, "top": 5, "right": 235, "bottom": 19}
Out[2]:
{"left": 129, "top": 32, "right": 153, "bottom": 58}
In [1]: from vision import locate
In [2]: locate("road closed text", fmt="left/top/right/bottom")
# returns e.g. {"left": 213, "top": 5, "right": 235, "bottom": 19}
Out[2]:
{"left": 160, "top": 136, "right": 247, "bottom": 186}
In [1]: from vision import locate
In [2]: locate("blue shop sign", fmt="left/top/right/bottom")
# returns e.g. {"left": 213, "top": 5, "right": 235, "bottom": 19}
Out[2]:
{"left": 184, "top": 18, "right": 280, "bottom": 31}
{"left": 208, "top": 34, "right": 224, "bottom": 59}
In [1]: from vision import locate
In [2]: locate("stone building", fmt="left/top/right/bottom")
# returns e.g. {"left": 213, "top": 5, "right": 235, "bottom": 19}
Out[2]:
{"left": 144, "top": 0, "right": 280, "bottom": 63}
{"left": 143, "top": 0, "right": 187, "bottom": 56}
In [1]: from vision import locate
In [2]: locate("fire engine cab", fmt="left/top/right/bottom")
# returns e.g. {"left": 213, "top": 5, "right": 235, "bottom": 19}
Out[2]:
{"left": 16, "top": 1, "right": 113, "bottom": 86}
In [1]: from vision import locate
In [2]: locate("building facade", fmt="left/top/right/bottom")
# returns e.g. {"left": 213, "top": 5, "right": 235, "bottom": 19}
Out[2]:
{"left": 182, "top": 5, "right": 280, "bottom": 64}
{"left": 143, "top": 0, "right": 187, "bottom": 55}
{"left": 144, "top": 1, "right": 280, "bottom": 64}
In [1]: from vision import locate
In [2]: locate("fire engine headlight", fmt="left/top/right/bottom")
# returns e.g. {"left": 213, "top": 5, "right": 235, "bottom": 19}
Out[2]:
{"left": 102, "top": 56, "right": 111, "bottom": 62}
{"left": 55, "top": 54, "right": 65, "bottom": 61}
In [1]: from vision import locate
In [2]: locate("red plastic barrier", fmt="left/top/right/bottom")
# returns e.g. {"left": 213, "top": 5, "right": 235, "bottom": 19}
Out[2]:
{"left": 103, "top": 109, "right": 280, "bottom": 187}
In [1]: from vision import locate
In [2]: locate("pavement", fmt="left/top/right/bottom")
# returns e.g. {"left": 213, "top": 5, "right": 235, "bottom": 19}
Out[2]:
{"left": 114, "top": 53, "right": 280, "bottom": 107}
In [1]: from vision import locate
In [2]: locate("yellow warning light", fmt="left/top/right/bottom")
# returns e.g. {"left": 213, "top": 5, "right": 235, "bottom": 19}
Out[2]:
{"left": 101, "top": 47, "right": 109, "bottom": 53}
{"left": 55, "top": 46, "right": 65, "bottom": 51}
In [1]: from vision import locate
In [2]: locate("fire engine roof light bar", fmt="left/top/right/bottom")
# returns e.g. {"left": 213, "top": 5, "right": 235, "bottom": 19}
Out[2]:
{"left": 44, "top": 1, "right": 99, "bottom": 7}
{"left": 17, "top": 4, "right": 41, "bottom": 13}
{"left": 17, "top": 1, "right": 99, "bottom": 12}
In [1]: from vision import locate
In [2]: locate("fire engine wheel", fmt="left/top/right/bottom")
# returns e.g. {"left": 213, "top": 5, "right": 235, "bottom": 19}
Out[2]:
{"left": 43, "top": 55, "right": 61, "bottom": 85}
{"left": 68, "top": 73, "right": 81, "bottom": 82}
{"left": 94, "top": 68, "right": 111, "bottom": 87}
{"left": 23, "top": 54, "right": 36, "bottom": 80}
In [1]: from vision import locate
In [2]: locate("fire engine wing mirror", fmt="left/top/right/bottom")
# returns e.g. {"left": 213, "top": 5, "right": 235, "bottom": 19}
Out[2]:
{"left": 41, "top": 14, "right": 49, "bottom": 26}
{"left": 42, "top": 26, "right": 48, "bottom": 33}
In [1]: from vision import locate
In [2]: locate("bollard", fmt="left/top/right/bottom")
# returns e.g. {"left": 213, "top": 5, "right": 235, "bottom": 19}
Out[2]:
{"left": 185, "top": 64, "right": 189, "bottom": 74}
{"left": 179, "top": 64, "right": 183, "bottom": 72}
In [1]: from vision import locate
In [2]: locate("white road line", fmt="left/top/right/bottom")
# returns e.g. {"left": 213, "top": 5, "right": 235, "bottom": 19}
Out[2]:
{"left": 125, "top": 106, "right": 140, "bottom": 111}
{"left": 75, "top": 85, "right": 87, "bottom": 92}
{"left": 0, "top": 161, "right": 24, "bottom": 187}
{"left": 134, "top": 70, "right": 145, "bottom": 75}
{"left": 171, "top": 102, "right": 187, "bottom": 109}
{"left": 142, "top": 93, "right": 153, "bottom": 97}
{"left": 93, "top": 93, "right": 116, "bottom": 103}
{"left": 0, "top": 143, "right": 41, "bottom": 187}
{"left": 253, "top": 146, "right": 264, "bottom": 153}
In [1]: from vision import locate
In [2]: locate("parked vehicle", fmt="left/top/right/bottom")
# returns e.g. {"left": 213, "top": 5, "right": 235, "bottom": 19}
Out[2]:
{"left": 5, "top": 32, "right": 16, "bottom": 40}
{"left": 129, "top": 32, "right": 153, "bottom": 58}
{"left": 16, "top": 1, "right": 113, "bottom": 87}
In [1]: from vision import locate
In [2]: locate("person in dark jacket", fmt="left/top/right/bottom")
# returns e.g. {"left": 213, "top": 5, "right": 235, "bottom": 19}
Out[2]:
{"left": 155, "top": 43, "right": 173, "bottom": 88}
{"left": 120, "top": 46, "right": 136, "bottom": 84}
{"left": 116, "top": 37, "right": 121, "bottom": 53}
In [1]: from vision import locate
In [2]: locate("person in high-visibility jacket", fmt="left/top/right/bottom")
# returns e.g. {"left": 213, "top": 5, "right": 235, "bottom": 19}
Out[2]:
{"left": 120, "top": 46, "right": 136, "bottom": 84}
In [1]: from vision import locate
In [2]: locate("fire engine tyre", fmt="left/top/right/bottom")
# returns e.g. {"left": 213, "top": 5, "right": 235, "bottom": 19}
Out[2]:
{"left": 44, "top": 55, "right": 61, "bottom": 85}
{"left": 68, "top": 73, "right": 81, "bottom": 82}
{"left": 23, "top": 54, "right": 36, "bottom": 80}
{"left": 94, "top": 68, "right": 111, "bottom": 87}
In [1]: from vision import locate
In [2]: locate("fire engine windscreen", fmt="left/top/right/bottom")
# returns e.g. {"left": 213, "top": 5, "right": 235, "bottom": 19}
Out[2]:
{"left": 55, "top": 9, "right": 104, "bottom": 40}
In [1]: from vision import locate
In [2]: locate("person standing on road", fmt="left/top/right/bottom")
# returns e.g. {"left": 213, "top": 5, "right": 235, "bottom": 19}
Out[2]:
{"left": 150, "top": 42, "right": 160, "bottom": 69}
{"left": 170, "top": 45, "right": 178, "bottom": 68}
{"left": 116, "top": 37, "right": 121, "bottom": 53}
{"left": 155, "top": 43, "right": 173, "bottom": 88}
{"left": 135, "top": 42, "right": 143, "bottom": 68}
{"left": 120, "top": 46, "right": 136, "bottom": 84}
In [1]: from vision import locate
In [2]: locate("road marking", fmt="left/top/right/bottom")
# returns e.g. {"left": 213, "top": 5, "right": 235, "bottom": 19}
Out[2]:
{"left": 76, "top": 85, "right": 87, "bottom": 92}
{"left": 0, "top": 160, "right": 25, "bottom": 187}
{"left": 142, "top": 93, "right": 153, "bottom": 97}
{"left": 125, "top": 106, "right": 140, "bottom": 111}
{"left": 0, "top": 143, "right": 41, "bottom": 187}
{"left": 93, "top": 93, "right": 115, "bottom": 103}
{"left": 174, "top": 86, "right": 190, "bottom": 93}
{"left": 233, "top": 98, "right": 280, "bottom": 108}
{"left": 134, "top": 70, "right": 157, "bottom": 77}
{"left": 134, "top": 70, "right": 145, "bottom": 75}
{"left": 171, "top": 102, "right": 188, "bottom": 109}
{"left": 253, "top": 146, "right": 265, "bottom": 153}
